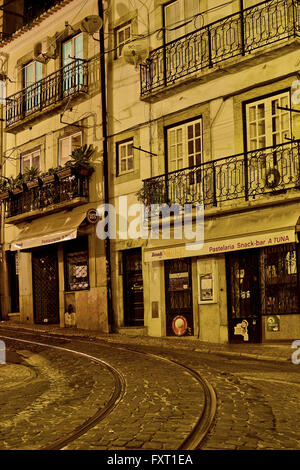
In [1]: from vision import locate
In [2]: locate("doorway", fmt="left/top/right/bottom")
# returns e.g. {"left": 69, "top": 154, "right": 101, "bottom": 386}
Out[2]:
{"left": 32, "top": 247, "right": 59, "bottom": 324}
{"left": 123, "top": 249, "right": 144, "bottom": 326}
{"left": 226, "top": 249, "right": 262, "bottom": 343}
{"left": 165, "top": 258, "right": 193, "bottom": 336}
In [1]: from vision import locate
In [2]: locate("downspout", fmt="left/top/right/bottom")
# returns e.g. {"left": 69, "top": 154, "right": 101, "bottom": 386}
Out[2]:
{"left": 98, "top": 0, "right": 114, "bottom": 332}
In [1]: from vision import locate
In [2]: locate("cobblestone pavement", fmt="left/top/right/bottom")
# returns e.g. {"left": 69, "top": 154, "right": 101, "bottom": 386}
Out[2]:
{"left": 0, "top": 332, "right": 204, "bottom": 450}
{"left": 0, "top": 327, "right": 300, "bottom": 450}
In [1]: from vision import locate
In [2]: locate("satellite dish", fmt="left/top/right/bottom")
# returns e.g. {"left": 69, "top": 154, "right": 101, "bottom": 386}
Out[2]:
{"left": 122, "top": 38, "right": 149, "bottom": 67}
{"left": 80, "top": 15, "right": 103, "bottom": 34}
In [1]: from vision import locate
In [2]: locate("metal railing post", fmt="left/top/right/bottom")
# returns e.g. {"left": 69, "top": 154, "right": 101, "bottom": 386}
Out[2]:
{"left": 240, "top": 0, "right": 245, "bottom": 55}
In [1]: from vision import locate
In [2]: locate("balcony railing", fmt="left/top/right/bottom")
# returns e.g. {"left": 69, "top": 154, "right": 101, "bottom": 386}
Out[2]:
{"left": 141, "top": 141, "right": 300, "bottom": 208}
{"left": 140, "top": 0, "right": 300, "bottom": 96}
{"left": 4, "top": 173, "right": 89, "bottom": 220}
{"left": 6, "top": 59, "right": 88, "bottom": 128}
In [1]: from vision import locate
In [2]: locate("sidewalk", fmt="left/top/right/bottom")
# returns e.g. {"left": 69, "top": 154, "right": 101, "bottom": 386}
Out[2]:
{"left": 0, "top": 320, "right": 294, "bottom": 363}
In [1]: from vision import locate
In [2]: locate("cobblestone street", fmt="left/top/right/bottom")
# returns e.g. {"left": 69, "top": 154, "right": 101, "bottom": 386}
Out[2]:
{"left": 0, "top": 326, "right": 299, "bottom": 451}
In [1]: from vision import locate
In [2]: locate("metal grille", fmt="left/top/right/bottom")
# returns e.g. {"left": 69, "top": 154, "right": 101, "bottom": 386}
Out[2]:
{"left": 65, "top": 250, "right": 89, "bottom": 291}
{"left": 6, "top": 59, "right": 88, "bottom": 128}
{"left": 260, "top": 243, "right": 299, "bottom": 315}
{"left": 32, "top": 249, "right": 59, "bottom": 324}
{"left": 140, "top": 0, "right": 299, "bottom": 96}
{"left": 142, "top": 140, "right": 300, "bottom": 208}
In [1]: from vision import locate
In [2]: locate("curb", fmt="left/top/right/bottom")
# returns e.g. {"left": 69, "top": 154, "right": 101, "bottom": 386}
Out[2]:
{"left": 0, "top": 322, "right": 291, "bottom": 364}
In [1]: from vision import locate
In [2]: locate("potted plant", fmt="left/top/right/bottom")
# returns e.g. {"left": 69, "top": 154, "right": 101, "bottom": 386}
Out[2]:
{"left": 0, "top": 178, "right": 10, "bottom": 200}
{"left": 10, "top": 174, "right": 25, "bottom": 195}
{"left": 64, "top": 144, "right": 95, "bottom": 176}
{"left": 56, "top": 164, "right": 74, "bottom": 179}
{"left": 23, "top": 166, "right": 42, "bottom": 189}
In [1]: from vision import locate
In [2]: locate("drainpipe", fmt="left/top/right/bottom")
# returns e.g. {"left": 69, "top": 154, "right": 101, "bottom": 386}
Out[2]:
{"left": 98, "top": 0, "right": 114, "bottom": 332}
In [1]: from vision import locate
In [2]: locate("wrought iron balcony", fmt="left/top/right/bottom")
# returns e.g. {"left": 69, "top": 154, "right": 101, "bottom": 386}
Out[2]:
{"left": 4, "top": 173, "right": 89, "bottom": 221}
{"left": 6, "top": 59, "right": 88, "bottom": 129}
{"left": 140, "top": 0, "right": 300, "bottom": 97}
{"left": 141, "top": 140, "right": 300, "bottom": 208}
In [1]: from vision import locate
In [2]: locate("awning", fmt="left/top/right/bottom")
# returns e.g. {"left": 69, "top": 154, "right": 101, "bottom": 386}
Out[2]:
{"left": 10, "top": 209, "right": 88, "bottom": 251}
{"left": 144, "top": 205, "right": 299, "bottom": 262}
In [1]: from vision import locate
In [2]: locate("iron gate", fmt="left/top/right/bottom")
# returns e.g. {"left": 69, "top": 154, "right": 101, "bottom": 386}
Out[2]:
{"left": 32, "top": 248, "right": 59, "bottom": 324}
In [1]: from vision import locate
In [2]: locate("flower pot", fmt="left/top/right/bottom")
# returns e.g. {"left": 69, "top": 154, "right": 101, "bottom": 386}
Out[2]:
{"left": 41, "top": 174, "right": 57, "bottom": 184}
{"left": 56, "top": 167, "right": 74, "bottom": 179}
{"left": 0, "top": 190, "right": 10, "bottom": 200}
{"left": 26, "top": 178, "right": 42, "bottom": 189}
{"left": 12, "top": 186, "right": 23, "bottom": 195}
{"left": 75, "top": 166, "right": 94, "bottom": 176}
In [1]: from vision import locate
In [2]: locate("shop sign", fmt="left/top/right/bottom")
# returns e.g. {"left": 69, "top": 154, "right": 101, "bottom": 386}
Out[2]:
{"left": 145, "top": 230, "right": 296, "bottom": 262}
{"left": 86, "top": 208, "right": 98, "bottom": 224}
{"left": 266, "top": 315, "right": 280, "bottom": 332}
{"left": 172, "top": 315, "right": 188, "bottom": 336}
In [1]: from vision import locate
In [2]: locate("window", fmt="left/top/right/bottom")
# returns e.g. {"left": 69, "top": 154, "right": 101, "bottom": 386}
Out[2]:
{"left": 21, "top": 148, "right": 41, "bottom": 172}
{"left": 24, "top": 61, "right": 42, "bottom": 111}
{"left": 62, "top": 33, "right": 84, "bottom": 92}
{"left": 115, "top": 22, "right": 131, "bottom": 58}
{"left": 59, "top": 132, "right": 82, "bottom": 166}
{"left": 261, "top": 244, "right": 299, "bottom": 315}
{"left": 164, "top": 0, "right": 200, "bottom": 43}
{"left": 167, "top": 118, "right": 202, "bottom": 172}
{"left": 246, "top": 91, "right": 291, "bottom": 151}
{"left": 64, "top": 237, "right": 89, "bottom": 291}
{"left": 117, "top": 139, "right": 134, "bottom": 175}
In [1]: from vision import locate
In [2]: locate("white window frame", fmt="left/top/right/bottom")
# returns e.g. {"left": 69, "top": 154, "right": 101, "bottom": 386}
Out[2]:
{"left": 167, "top": 118, "right": 202, "bottom": 172}
{"left": 115, "top": 22, "right": 132, "bottom": 58}
{"left": 21, "top": 148, "right": 41, "bottom": 173}
{"left": 117, "top": 139, "right": 134, "bottom": 175}
{"left": 58, "top": 132, "right": 82, "bottom": 166}
{"left": 164, "top": 0, "right": 201, "bottom": 43}
{"left": 246, "top": 91, "right": 291, "bottom": 151}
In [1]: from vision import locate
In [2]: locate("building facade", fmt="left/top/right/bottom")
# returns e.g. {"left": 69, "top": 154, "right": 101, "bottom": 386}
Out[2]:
{"left": 0, "top": 0, "right": 110, "bottom": 332}
{"left": 107, "top": 0, "right": 300, "bottom": 343}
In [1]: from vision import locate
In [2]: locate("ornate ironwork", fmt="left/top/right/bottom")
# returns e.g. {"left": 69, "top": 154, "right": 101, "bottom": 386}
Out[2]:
{"left": 4, "top": 173, "right": 89, "bottom": 219}
{"left": 140, "top": 0, "right": 300, "bottom": 96}
{"left": 142, "top": 140, "right": 300, "bottom": 208}
{"left": 6, "top": 59, "right": 88, "bottom": 127}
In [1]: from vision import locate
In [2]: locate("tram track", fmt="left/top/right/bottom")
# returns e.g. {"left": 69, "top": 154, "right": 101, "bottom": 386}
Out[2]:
{"left": 0, "top": 329, "right": 217, "bottom": 450}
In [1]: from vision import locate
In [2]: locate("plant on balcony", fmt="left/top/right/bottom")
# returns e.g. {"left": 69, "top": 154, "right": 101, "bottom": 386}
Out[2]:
{"left": 9, "top": 174, "right": 25, "bottom": 195}
{"left": 40, "top": 167, "right": 61, "bottom": 183}
{"left": 23, "top": 166, "right": 42, "bottom": 189}
{"left": 136, "top": 181, "right": 167, "bottom": 207}
{"left": 0, "top": 178, "right": 10, "bottom": 200}
{"left": 64, "top": 144, "right": 95, "bottom": 176}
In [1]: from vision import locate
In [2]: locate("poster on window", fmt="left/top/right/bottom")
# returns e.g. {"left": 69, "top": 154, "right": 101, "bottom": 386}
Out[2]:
{"left": 199, "top": 273, "right": 214, "bottom": 301}
{"left": 168, "top": 272, "right": 189, "bottom": 291}
{"left": 266, "top": 315, "right": 280, "bottom": 332}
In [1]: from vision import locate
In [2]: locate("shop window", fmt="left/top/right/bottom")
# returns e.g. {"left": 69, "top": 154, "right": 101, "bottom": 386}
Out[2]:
{"left": 21, "top": 148, "right": 41, "bottom": 172}
{"left": 115, "top": 22, "right": 131, "bottom": 58}
{"left": 59, "top": 132, "right": 82, "bottom": 166}
{"left": 246, "top": 91, "right": 291, "bottom": 151}
{"left": 261, "top": 243, "right": 299, "bottom": 315}
{"left": 117, "top": 139, "right": 134, "bottom": 175}
{"left": 64, "top": 237, "right": 89, "bottom": 291}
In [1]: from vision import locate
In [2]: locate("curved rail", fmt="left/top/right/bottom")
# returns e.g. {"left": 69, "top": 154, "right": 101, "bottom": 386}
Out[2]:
{"left": 0, "top": 331, "right": 217, "bottom": 450}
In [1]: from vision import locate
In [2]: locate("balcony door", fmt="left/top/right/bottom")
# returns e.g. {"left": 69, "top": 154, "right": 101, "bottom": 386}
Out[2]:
{"left": 24, "top": 61, "right": 42, "bottom": 113}
{"left": 166, "top": 118, "right": 202, "bottom": 203}
{"left": 164, "top": 0, "right": 200, "bottom": 43}
{"left": 245, "top": 91, "right": 293, "bottom": 193}
{"left": 62, "top": 33, "right": 84, "bottom": 93}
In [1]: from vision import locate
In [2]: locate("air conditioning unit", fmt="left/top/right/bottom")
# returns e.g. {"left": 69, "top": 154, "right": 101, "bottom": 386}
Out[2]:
{"left": 34, "top": 37, "right": 56, "bottom": 63}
